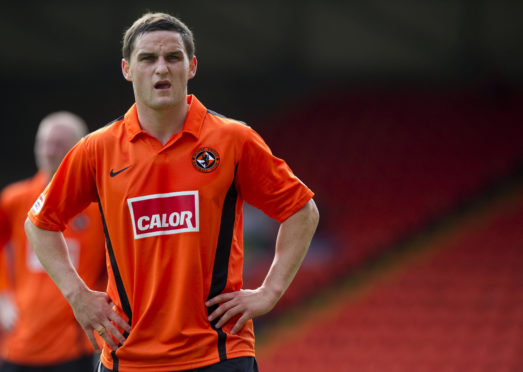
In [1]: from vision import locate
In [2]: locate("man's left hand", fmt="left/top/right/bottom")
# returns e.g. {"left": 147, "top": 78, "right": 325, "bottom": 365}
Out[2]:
{"left": 206, "top": 288, "right": 278, "bottom": 334}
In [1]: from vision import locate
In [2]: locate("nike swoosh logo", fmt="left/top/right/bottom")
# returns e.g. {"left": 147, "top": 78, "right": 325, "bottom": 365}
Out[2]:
{"left": 110, "top": 166, "right": 131, "bottom": 177}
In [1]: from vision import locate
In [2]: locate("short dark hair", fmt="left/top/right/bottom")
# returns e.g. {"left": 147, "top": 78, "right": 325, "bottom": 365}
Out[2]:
{"left": 122, "top": 12, "right": 195, "bottom": 60}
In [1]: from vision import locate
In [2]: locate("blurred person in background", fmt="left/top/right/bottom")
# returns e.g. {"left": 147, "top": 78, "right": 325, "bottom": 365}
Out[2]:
{"left": 24, "top": 12, "right": 319, "bottom": 372}
{"left": 0, "top": 112, "right": 107, "bottom": 372}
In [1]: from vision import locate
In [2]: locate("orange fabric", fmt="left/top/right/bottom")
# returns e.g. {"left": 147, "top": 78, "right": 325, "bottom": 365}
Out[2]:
{"left": 0, "top": 171, "right": 106, "bottom": 365}
{"left": 28, "top": 95, "right": 314, "bottom": 371}
{"left": 0, "top": 244, "right": 8, "bottom": 291}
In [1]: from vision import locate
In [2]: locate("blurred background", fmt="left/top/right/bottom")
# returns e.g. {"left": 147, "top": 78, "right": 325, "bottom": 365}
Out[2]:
{"left": 2, "top": 1, "right": 523, "bottom": 370}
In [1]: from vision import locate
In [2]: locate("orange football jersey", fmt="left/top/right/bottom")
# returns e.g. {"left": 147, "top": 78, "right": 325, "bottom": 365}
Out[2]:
{"left": 0, "top": 171, "right": 106, "bottom": 365}
{"left": 28, "top": 95, "right": 314, "bottom": 371}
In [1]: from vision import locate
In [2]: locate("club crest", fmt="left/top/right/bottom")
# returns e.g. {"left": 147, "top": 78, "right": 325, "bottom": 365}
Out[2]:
{"left": 192, "top": 147, "right": 220, "bottom": 173}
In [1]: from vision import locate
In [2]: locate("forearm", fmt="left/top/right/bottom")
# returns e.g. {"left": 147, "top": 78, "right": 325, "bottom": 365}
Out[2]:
{"left": 25, "top": 218, "right": 130, "bottom": 350}
{"left": 261, "top": 199, "right": 319, "bottom": 302}
{"left": 24, "top": 218, "right": 88, "bottom": 302}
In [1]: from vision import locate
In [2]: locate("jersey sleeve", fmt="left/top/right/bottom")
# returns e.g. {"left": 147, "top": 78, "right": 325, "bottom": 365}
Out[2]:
{"left": 28, "top": 138, "right": 98, "bottom": 231}
{"left": 235, "top": 127, "right": 314, "bottom": 223}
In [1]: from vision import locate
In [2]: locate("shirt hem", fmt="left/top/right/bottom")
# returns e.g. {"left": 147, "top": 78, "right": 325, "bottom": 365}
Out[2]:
{"left": 277, "top": 190, "right": 314, "bottom": 223}
{"left": 27, "top": 213, "right": 64, "bottom": 232}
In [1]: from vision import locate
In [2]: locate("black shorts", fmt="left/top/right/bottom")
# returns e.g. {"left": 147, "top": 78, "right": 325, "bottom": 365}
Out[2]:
{"left": 95, "top": 357, "right": 259, "bottom": 372}
{"left": 0, "top": 355, "right": 95, "bottom": 372}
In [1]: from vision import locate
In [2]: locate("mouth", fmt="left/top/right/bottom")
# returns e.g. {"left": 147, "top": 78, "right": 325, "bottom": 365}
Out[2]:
{"left": 154, "top": 81, "right": 171, "bottom": 90}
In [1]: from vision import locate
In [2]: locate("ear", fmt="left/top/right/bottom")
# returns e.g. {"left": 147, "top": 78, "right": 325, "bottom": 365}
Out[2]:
{"left": 122, "top": 59, "right": 132, "bottom": 81}
{"left": 188, "top": 56, "right": 197, "bottom": 80}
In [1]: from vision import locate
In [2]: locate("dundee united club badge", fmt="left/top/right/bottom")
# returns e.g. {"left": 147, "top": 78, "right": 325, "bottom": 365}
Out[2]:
{"left": 192, "top": 147, "right": 220, "bottom": 173}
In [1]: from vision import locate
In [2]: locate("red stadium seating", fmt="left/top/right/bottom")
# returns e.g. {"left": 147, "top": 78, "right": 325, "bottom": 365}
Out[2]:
{"left": 243, "top": 89, "right": 523, "bottom": 314}
{"left": 257, "top": 186, "right": 523, "bottom": 371}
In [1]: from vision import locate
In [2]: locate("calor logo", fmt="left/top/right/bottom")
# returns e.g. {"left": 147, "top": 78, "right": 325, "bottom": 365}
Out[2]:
{"left": 127, "top": 191, "right": 199, "bottom": 239}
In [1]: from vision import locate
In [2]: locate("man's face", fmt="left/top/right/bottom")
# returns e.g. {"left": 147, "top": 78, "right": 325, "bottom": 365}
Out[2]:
{"left": 122, "top": 30, "right": 197, "bottom": 111}
{"left": 35, "top": 122, "right": 79, "bottom": 175}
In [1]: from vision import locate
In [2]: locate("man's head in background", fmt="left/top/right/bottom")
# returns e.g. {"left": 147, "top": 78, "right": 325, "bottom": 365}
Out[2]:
{"left": 34, "top": 111, "right": 87, "bottom": 178}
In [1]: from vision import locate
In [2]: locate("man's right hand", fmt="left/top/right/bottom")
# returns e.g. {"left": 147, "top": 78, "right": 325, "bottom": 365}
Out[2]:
{"left": 24, "top": 220, "right": 132, "bottom": 352}
{"left": 69, "top": 287, "right": 131, "bottom": 352}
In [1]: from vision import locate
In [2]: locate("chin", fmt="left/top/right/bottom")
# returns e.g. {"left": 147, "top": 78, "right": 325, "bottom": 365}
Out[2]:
{"left": 151, "top": 98, "right": 183, "bottom": 110}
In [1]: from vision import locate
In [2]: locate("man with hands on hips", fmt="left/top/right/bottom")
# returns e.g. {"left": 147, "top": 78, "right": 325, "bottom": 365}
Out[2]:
{"left": 25, "top": 12, "right": 319, "bottom": 372}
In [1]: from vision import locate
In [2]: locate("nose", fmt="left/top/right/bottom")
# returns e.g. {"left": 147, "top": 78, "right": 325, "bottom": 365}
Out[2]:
{"left": 155, "top": 57, "right": 169, "bottom": 74}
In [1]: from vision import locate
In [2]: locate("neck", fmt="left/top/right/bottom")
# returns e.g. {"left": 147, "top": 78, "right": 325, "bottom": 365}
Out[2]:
{"left": 136, "top": 100, "right": 189, "bottom": 145}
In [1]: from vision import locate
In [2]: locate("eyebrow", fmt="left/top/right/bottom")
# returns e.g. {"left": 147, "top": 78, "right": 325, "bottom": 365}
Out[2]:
{"left": 136, "top": 50, "right": 184, "bottom": 58}
{"left": 136, "top": 52, "right": 156, "bottom": 58}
